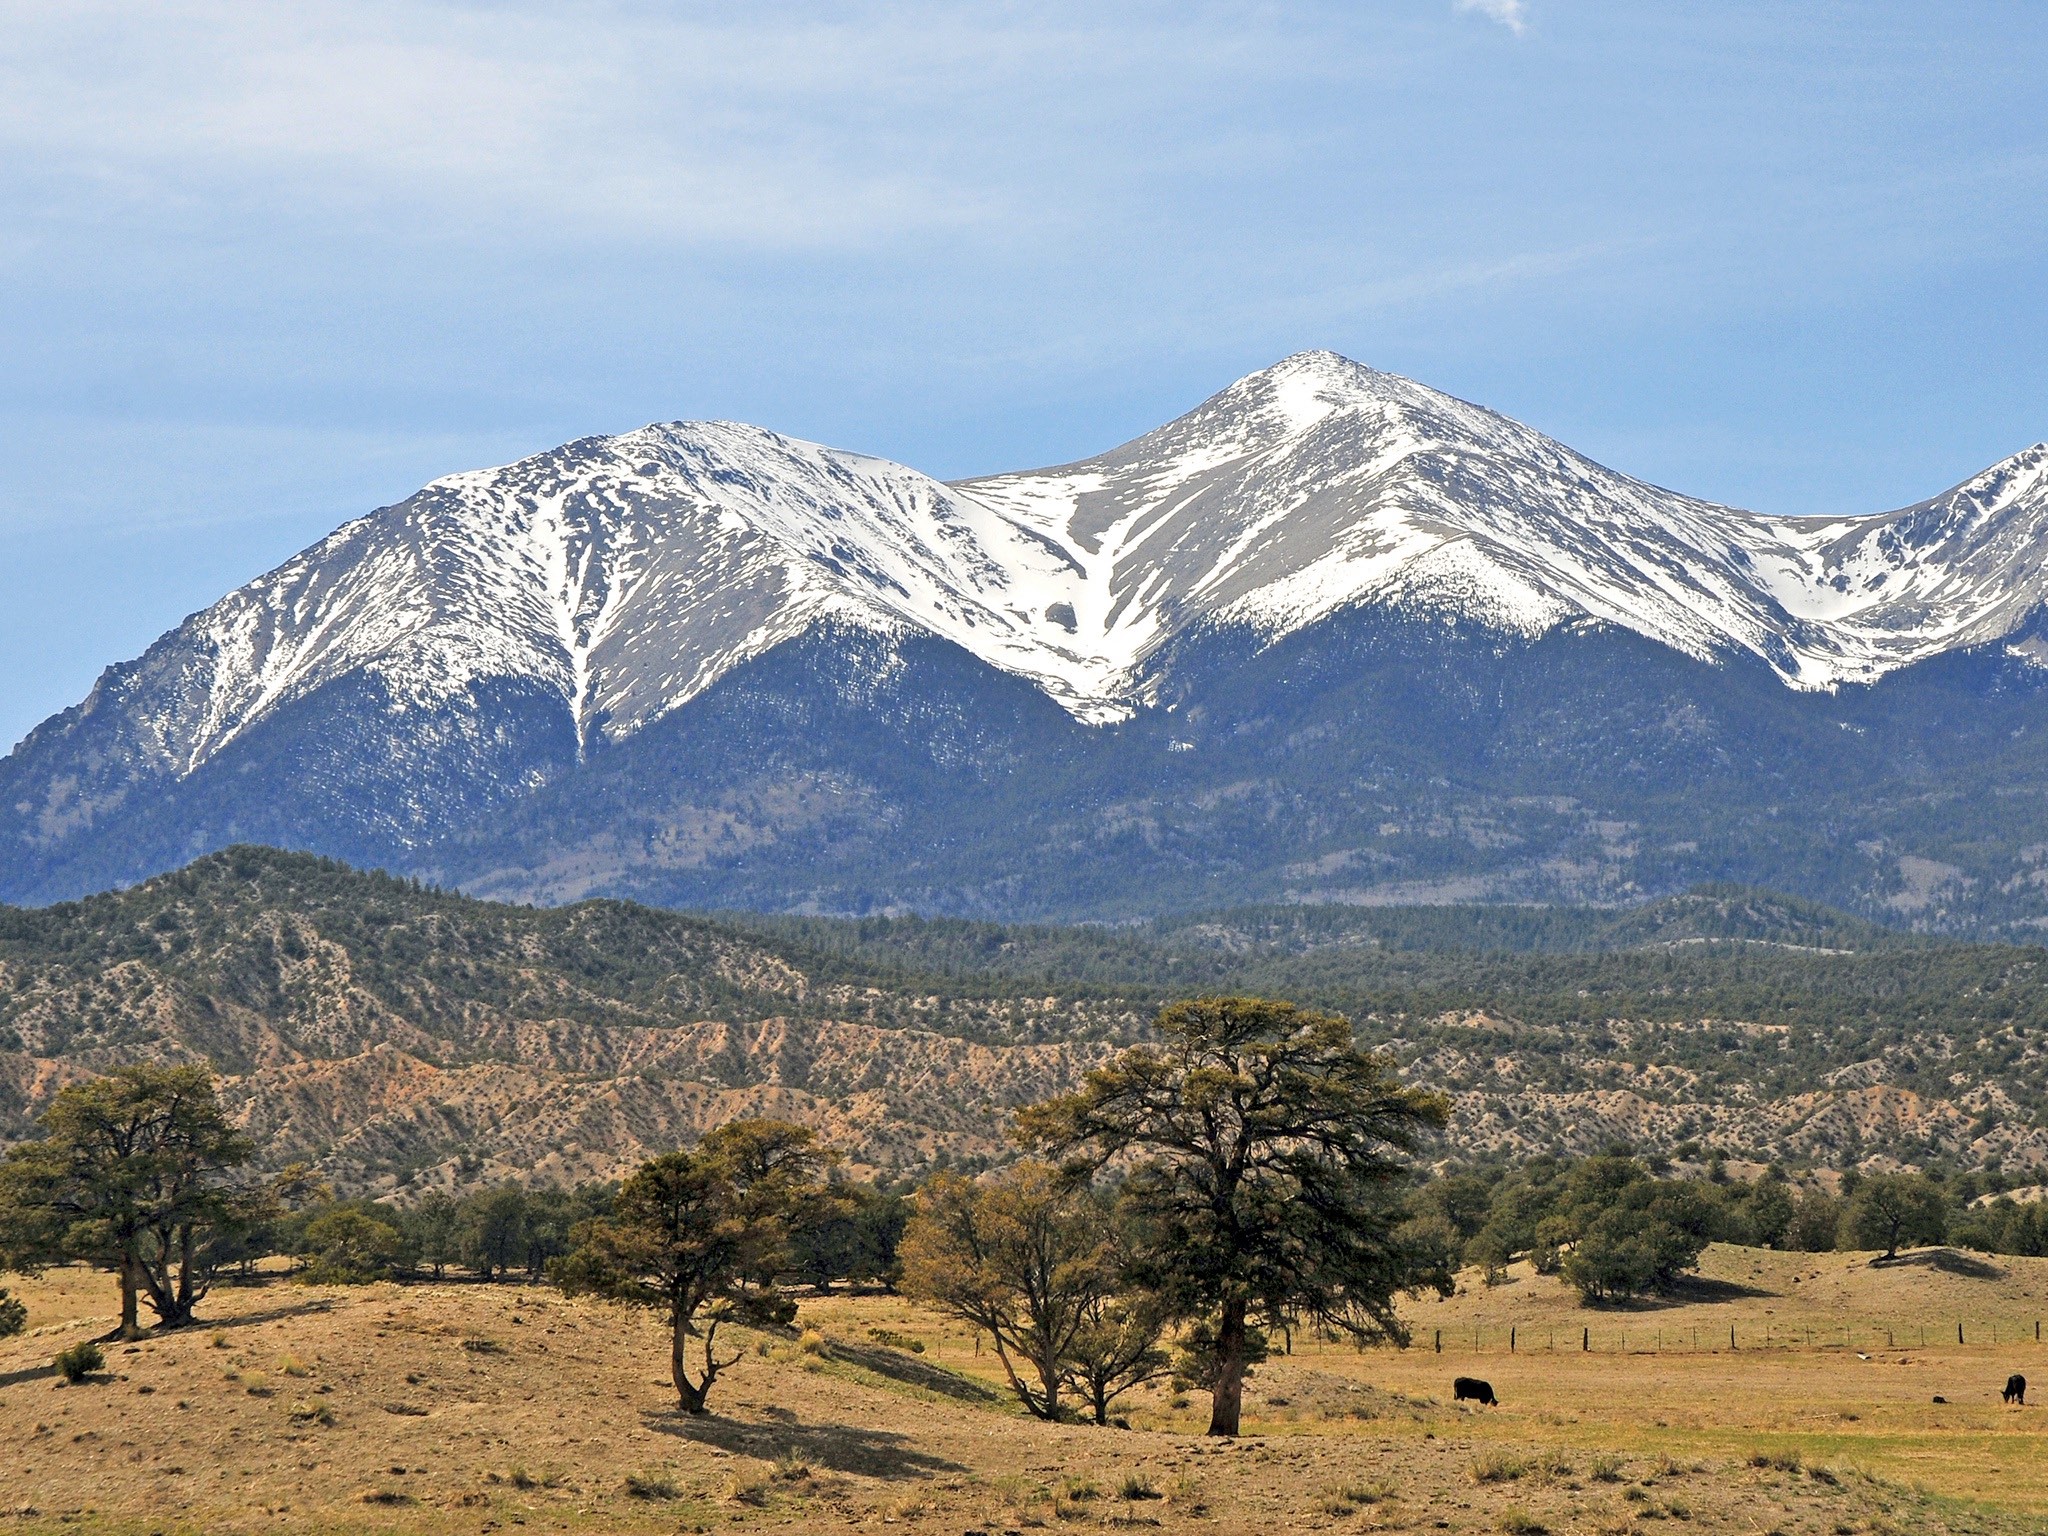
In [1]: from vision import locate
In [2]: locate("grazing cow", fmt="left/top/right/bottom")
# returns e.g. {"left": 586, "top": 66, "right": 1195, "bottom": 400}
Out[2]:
{"left": 1453, "top": 1376, "right": 1498, "bottom": 1407}
{"left": 2004, "top": 1374, "right": 2027, "bottom": 1406}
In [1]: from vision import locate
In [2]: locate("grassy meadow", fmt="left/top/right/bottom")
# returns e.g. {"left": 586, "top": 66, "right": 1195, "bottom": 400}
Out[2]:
{"left": 3, "top": 1243, "right": 2046, "bottom": 1535}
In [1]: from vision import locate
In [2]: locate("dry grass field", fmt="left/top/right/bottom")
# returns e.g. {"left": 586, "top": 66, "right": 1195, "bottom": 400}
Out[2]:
{"left": 2, "top": 1246, "right": 2045, "bottom": 1536}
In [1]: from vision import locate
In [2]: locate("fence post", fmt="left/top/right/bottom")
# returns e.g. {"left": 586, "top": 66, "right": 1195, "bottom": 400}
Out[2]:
{"left": 1582, "top": 1327, "right": 1589, "bottom": 1352}
{"left": 1511, "top": 1326, "right": 1516, "bottom": 1354}
{"left": 1730, "top": 1324, "right": 1736, "bottom": 1350}
{"left": 1434, "top": 1329, "right": 1441, "bottom": 1354}
{"left": 1959, "top": 1323, "right": 1965, "bottom": 1345}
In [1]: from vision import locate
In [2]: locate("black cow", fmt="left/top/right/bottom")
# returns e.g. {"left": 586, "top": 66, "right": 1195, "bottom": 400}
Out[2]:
{"left": 2004, "top": 1374, "right": 2027, "bottom": 1406}
{"left": 1453, "top": 1376, "right": 1498, "bottom": 1407}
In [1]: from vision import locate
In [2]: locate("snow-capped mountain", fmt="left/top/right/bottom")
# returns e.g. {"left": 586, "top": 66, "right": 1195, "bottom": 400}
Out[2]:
{"left": 963, "top": 351, "right": 2048, "bottom": 696}
{"left": 7, "top": 350, "right": 2048, "bottom": 922}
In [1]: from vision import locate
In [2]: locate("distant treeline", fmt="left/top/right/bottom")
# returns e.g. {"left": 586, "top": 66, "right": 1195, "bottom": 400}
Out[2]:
{"left": 1414, "top": 1154, "right": 2048, "bottom": 1301}
{"left": 258, "top": 1154, "right": 2048, "bottom": 1306}
{"left": 261, "top": 1173, "right": 910, "bottom": 1292}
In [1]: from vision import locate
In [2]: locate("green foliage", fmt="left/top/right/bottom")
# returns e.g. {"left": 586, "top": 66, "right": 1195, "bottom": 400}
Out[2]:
{"left": 299, "top": 1205, "right": 407, "bottom": 1284}
{"left": 0, "top": 1063, "right": 254, "bottom": 1333}
{"left": 1951, "top": 1197, "right": 2048, "bottom": 1256}
{"left": 0, "top": 1284, "right": 24, "bottom": 1338}
{"left": 1841, "top": 1173, "right": 1950, "bottom": 1259}
{"left": 1063, "top": 1290, "right": 1171, "bottom": 1426}
{"left": 790, "top": 1178, "right": 909, "bottom": 1292}
{"left": 899, "top": 1161, "right": 1131, "bottom": 1423}
{"left": 554, "top": 1120, "right": 827, "bottom": 1414}
{"left": 54, "top": 1339, "right": 104, "bottom": 1381}
{"left": 1020, "top": 996, "right": 1450, "bottom": 1436}
{"left": 460, "top": 1186, "right": 536, "bottom": 1281}
{"left": 1785, "top": 1190, "right": 1845, "bottom": 1252}
{"left": 1406, "top": 1156, "right": 1815, "bottom": 1301}
{"left": 397, "top": 1191, "right": 463, "bottom": 1279}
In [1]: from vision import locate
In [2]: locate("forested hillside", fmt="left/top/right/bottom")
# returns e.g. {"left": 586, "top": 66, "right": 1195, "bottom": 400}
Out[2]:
{"left": 4, "top": 847, "right": 2046, "bottom": 1188}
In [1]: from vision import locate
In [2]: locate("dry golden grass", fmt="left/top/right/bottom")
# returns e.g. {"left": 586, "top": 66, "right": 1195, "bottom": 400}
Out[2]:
{"left": 0, "top": 1247, "right": 2042, "bottom": 1535}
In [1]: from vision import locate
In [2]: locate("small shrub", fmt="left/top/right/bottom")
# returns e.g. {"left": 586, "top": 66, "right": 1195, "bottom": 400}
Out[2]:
{"left": 0, "top": 1286, "right": 27, "bottom": 1339}
{"left": 1747, "top": 1449, "right": 1802, "bottom": 1474}
{"left": 720, "top": 1467, "right": 771, "bottom": 1506}
{"left": 1119, "top": 1472, "right": 1161, "bottom": 1501}
{"left": 1590, "top": 1456, "right": 1626, "bottom": 1484}
{"left": 242, "top": 1370, "right": 273, "bottom": 1396}
{"left": 1061, "top": 1475, "right": 1099, "bottom": 1502}
{"left": 209, "top": 1331, "right": 229, "bottom": 1349}
{"left": 279, "top": 1354, "right": 313, "bottom": 1377}
{"left": 993, "top": 1474, "right": 1042, "bottom": 1508}
{"left": 55, "top": 1341, "right": 104, "bottom": 1382}
{"left": 624, "top": 1472, "right": 678, "bottom": 1500}
{"left": 774, "top": 1452, "right": 813, "bottom": 1481}
{"left": 1168, "top": 1393, "right": 1191, "bottom": 1410}
{"left": 1338, "top": 1480, "right": 1393, "bottom": 1506}
{"left": 461, "top": 1337, "right": 506, "bottom": 1355}
{"left": 866, "top": 1327, "right": 927, "bottom": 1353}
{"left": 1165, "top": 1473, "right": 1206, "bottom": 1513}
{"left": 1471, "top": 1451, "right": 1527, "bottom": 1485}
{"left": 1500, "top": 1509, "right": 1549, "bottom": 1536}
{"left": 361, "top": 1489, "right": 413, "bottom": 1506}
{"left": 287, "top": 1400, "right": 335, "bottom": 1426}
{"left": 1665, "top": 1496, "right": 1693, "bottom": 1520}
{"left": 797, "top": 1328, "right": 828, "bottom": 1357}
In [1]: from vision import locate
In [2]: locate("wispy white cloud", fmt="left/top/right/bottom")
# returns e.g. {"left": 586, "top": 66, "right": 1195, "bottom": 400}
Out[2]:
{"left": 1456, "top": 0, "right": 1529, "bottom": 36}
{"left": 0, "top": 2, "right": 1393, "bottom": 254}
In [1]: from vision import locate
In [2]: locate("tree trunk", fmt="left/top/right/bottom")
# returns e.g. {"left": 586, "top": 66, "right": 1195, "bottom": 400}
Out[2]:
{"left": 1035, "top": 1345, "right": 1060, "bottom": 1423}
{"left": 1207, "top": 1298, "right": 1248, "bottom": 1437}
{"left": 1092, "top": 1380, "right": 1110, "bottom": 1426}
{"left": 119, "top": 1249, "right": 142, "bottom": 1340}
{"left": 167, "top": 1226, "right": 198, "bottom": 1325}
{"left": 671, "top": 1315, "right": 706, "bottom": 1412}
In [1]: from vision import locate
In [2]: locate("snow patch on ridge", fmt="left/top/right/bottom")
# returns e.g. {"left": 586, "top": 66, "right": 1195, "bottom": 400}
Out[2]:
{"left": 37, "top": 354, "right": 2048, "bottom": 781}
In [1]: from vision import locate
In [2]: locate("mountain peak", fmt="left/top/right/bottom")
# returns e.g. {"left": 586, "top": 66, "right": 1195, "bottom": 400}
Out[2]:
{"left": 7, "top": 359, "right": 2048, "bottom": 909}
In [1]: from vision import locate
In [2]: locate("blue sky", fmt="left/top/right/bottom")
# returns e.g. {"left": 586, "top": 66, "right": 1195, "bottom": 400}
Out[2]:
{"left": 3, "top": 1, "right": 2046, "bottom": 750}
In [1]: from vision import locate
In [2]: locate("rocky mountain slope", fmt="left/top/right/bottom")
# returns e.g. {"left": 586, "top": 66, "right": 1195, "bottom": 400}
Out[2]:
{"left": 3, "top": 848, "right": 2045, "bottom": 1191}
{"left": 6, "top": 353, "right": 2048, "bottom": 923}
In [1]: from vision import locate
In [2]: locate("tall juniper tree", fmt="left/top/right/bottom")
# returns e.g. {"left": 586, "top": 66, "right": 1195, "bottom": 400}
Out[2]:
{"left": 555, "top": 1120, "right": 826, "bottom": 1414}
{"left": 0, "top": 1064, "right": 254, "bottom": 1336}
{"left": 1018, "top": 996, "right": 1450, "bottom": 1436}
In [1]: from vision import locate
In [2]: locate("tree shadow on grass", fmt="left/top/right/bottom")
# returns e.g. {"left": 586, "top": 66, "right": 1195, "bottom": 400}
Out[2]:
{"left": 824, "top": 1340, "right": 1010, "bottom": 1408}
{"left": 0, "top": 1362, "right": 58, "bottom": 1389}
{"left": 1869, "top": 1248, "right": 2004, "bottom": 1280}
{"left": 1577, "top": 1274, "right": 1778, "bottom": 1312}
{"left": 645, "top": 1407, "right": 965, "bottom": 1480}
{"left": 158, "top": 1297, "right": 340, "bottom": 1339}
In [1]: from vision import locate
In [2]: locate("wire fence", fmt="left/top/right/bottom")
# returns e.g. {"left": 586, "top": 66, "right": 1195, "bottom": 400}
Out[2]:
{"left": 1414, "top": 1319, "right": 2048, "bottom": 1354}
